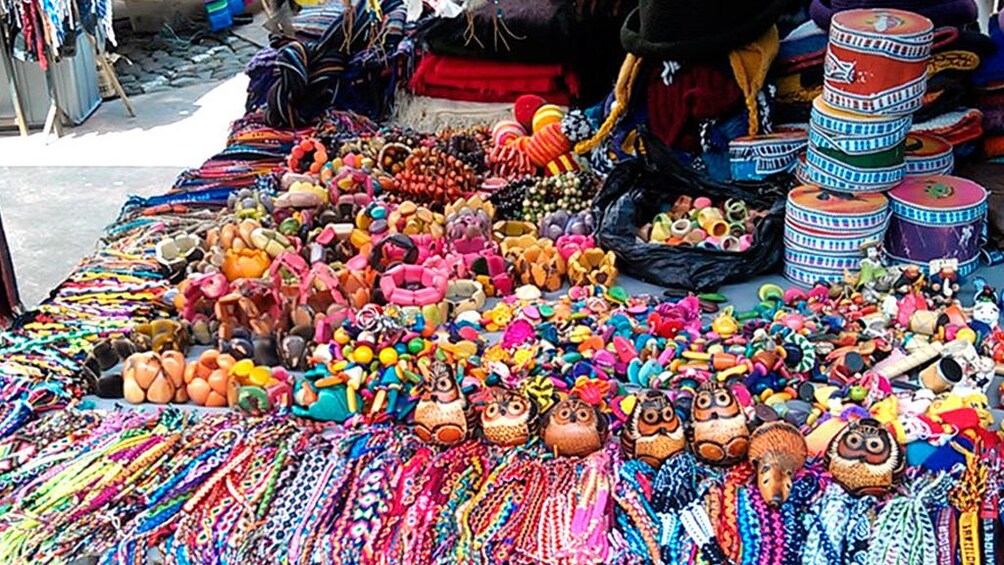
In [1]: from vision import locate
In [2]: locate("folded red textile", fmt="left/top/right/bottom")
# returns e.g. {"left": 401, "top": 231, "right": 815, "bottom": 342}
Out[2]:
{"left": 425, "top": 54, "right": 568, "bottom": 80}
{"left": 409, "top": 54, "right": 579, "bottom": 104}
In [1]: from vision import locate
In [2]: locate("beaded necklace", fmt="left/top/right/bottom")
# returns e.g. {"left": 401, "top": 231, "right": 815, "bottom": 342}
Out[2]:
{"left": 717, "top": 462, "right": 754, "bottom": 562}
{"left": 735, "top": 487, "right": 759, "bottom": 565}
{"left": 329, "top": 429, "right": 408, "bottom": 563}
{"left": 457, "top": 451, "right": 543, "bottom": 562}
{"left": 250, "top": 435, "right": 337, "bottom": 562}
{"left": 748, "top": 481, "right": 784, "bottom": 565}
{"left": 394, "top": 439, "right": 488, "bottom": 564}
{"left": 0, "top": 411, "right": 185, "bottom": 563}
{"left": 371, "top": 436, "right": 434, "bottom": 563}
{"left": 430, "top": 443, "right": 498, "bottom": 564}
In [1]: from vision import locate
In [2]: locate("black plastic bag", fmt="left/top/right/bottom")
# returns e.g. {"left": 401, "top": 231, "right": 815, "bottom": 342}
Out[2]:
{"left": 593, "top": 131, "right": 791, "bottom": 291}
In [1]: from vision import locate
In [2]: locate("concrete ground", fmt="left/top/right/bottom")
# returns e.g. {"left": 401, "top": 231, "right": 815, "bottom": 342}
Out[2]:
{"left": 0, "top": 75, "right": 248, "bottom": 306}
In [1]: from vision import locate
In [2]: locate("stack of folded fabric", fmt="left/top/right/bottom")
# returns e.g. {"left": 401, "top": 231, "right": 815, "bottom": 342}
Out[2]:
{"left": 398, "top": 0, "right": 584, "bottom": 130}
{"left": 975, "top": 13, "right": 1004, "bottom": 161}
{"left": 784, "top": 185, "right": 890, "bottom": 284}
{"left": 408, "top": 55, "right": 580, "bottom": 105}
{"left": 772, "top": 21, "right": 828, "bottom": 125}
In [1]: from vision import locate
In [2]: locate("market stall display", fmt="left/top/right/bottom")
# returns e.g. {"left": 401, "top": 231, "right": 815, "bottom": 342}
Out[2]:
{"left": 0, "top": 1, "right": 1001, "bottom": 563}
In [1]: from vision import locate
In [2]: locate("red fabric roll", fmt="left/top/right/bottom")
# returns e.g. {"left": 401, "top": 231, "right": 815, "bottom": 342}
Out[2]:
{"left": 409, "top": 54, "right": 580, "bottom": 104}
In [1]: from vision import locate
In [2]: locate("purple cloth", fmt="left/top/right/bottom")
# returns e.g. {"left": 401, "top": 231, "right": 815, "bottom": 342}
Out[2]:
{"left": 810, "top": 0, "right": 977, "bottom": 30}
{"left": 974, "top": 14, "right": 1004, "bottom": 86}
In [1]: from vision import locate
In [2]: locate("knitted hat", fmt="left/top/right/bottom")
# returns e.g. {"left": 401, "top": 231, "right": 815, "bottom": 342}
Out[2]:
{"left": 645, "top": 63, "right": 744, "bottom": 152}
{"left": 621, "top": 0, "right": 787, "bottom": 60}
{"left": 809, "top": 0, "right": 977, "bottom": 30}
{"left": 514, "top": 95, "right": 546, "bottom": 130}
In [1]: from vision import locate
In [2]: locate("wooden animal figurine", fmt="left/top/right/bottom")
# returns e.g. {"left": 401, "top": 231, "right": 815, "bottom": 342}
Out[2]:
{"left": 748, "top": 420, "right": 808, "bottom": 507}
{"left": 621, "top": 389, "right": 686, "bottom": 468}
{"left": 479, "top": 387, "right": 538, "bottom": 447}
{"left": 825, "top": 418, "right": 904, "bottom": 497}
{"left": 688, "top": 382, "right": 749, "bottom": 466}
{"left": 541, "top": 397, "right": 608, "bottom": 457}
{"left": 413, "top": 359, "right": 471, "bottom": 446}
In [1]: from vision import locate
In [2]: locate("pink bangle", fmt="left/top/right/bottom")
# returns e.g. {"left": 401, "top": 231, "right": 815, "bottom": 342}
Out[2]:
{"left": 379, "top": 264, "right": 448, "bottom": 306}
{"left": 555, "top": 234, "right": 595, "bottom": 262}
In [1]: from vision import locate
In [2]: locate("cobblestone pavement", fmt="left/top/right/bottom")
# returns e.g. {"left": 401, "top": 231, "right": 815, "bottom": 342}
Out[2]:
{"left": 111, "top": 22, "right": 260, "bottom": 96}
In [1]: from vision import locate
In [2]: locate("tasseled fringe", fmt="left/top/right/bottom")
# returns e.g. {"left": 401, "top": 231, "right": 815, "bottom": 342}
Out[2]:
{"left": 389, "top": 90, "right": 516, "bottom": 131}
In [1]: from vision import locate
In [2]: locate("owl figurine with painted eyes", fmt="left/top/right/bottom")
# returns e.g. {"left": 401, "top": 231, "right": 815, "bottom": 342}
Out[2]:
{"left": 413, "top": 359, "right": 471, "bottom": 446}
{"left": 688, "top": 382, "right": 750, "bottom": 466}
{"left": 480, "top": 387, "right": 538, "bottom": 447}
{"left": 541, "top": 397, "right": 609, "bottom": 457}
{"left": 826, "top": 418, "right": 904, "bottom": 497}
{"left": 621, "top": 389, "right": 686, "bottom": 468}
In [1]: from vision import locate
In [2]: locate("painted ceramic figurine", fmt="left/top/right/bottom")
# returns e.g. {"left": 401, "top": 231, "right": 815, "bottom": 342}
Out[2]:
{"left": 855, "top": 240, "right": 900, "bottom": 301}
{"left": 480, "top": 387, "right": 537, "bottom": 447}
{"left": 825, "top": 418, "right": 904, "bottom": 497}
{"left": 413, "top": 359, "right": 471, "bottom": 446}
{"left": 688, "top": 382, "right": 750, "bottom": 466}
{"left": 541, "top": 397, "right": 608, "bottom": 457}
{"left": 925, "top": 260, "right": 959, "bottom": 307}
{"left": 621, "top": 389, "right": 686, "bottom": 468}
{"left": 747, "top": 420, "right": 807, "bottom": 506}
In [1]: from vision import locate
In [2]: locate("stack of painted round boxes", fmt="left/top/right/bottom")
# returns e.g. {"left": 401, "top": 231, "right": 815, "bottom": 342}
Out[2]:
{"left": 786, "top": 8, "right": 938, "bottom": 285}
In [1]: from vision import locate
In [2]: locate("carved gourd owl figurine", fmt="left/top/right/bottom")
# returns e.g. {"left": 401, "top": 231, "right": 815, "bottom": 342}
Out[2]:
{"left": 541, "top": 397, "right": 608, "bottom": 457}
{"left": 413, "top": 359, "right": 471, "bottom": 446}
{"left": 825, "top": 418, "right": 904, "bottom": 497}
{"left": 480, "top": 387, "right": 538, "bottom": 447}
{"left": 621, "top": 389, "right": 685, "bottom": 468}
{"left": 748, "top": 420, "right": 807, "bottom": 507}
{"left": 688, "top": 382, "right": 749, "bottom": 466}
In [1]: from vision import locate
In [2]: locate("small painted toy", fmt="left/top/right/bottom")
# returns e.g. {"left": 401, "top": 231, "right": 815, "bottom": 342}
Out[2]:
{"left": 413, "top": 359, "right": 471, "bottom": 446}
{"left": 688, "top": 381, "right": 750, "bottom": 466}
{"left": 541, "top": 397, "right": 608, "bottom": 457}
{"left": 825, "top": 418, "right": 904, "bottom": 497}
{"left": 620, "top": 389, "right": 686, "bottom": 468}
{"left": 480, "top": 387, "right": 538, "bottom": 447}
{"left": 747, "top": 420, "right": 808, "bottom": 506}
